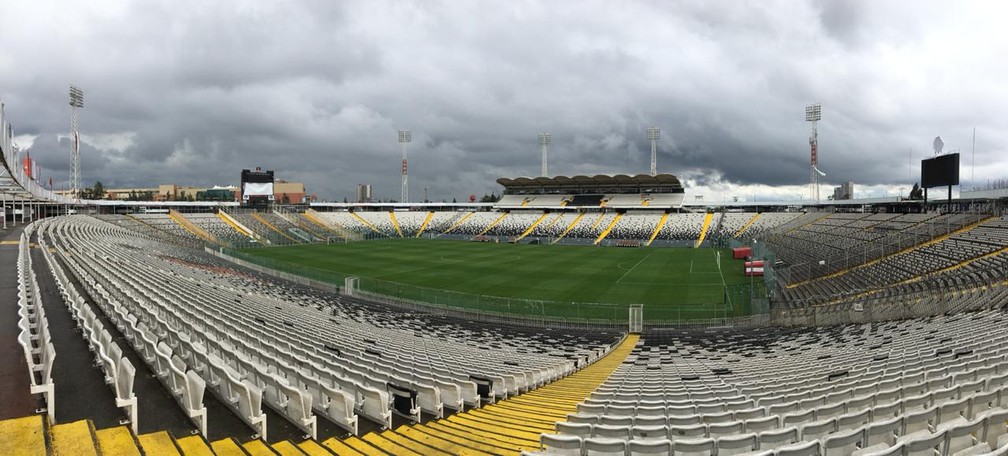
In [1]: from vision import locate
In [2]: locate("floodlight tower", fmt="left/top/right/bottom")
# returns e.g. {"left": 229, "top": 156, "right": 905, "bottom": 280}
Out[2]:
{"left": 805, "top": 104, "right": 822, "bottom": 202}
{"left": 538, "top": 132, "right": 551, "bottom": 176}
{"left": 647, "top": 127, "right": 660, "bottom": 176}
{"left": 69, "top": 85, "right": 84, "bottom": 202}
{"left": 398, "top": 130, "right": 412, "bottom": 203}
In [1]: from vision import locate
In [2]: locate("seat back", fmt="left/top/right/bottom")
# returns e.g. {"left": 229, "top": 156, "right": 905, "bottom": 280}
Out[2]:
{"left": 116, "top": 358, "right": 136, "bottom": 401}
{"left": 822, "top": 428, "right": 864, "bottom": 456}
{"left": 716, "top": 433, "right": 757, "bottom": 456}
{"left": 672, "top": 437, "right": 714, "bottom": 456}
{"left": 776, "top": 440, "right": 821, "bottom": 456}
{"left": 759, "top": 427, "right": 799, "bottom": 450}
{"left": 627, "top": 439, "right": 671, "bottom": 456}
{"left": 540, "top": 433, "right": 582, "bottom": 455}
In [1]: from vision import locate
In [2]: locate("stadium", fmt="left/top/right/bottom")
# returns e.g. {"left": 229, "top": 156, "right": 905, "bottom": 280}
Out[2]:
{"left": 4, "top": 87, "right": 1008, "bottom": 456}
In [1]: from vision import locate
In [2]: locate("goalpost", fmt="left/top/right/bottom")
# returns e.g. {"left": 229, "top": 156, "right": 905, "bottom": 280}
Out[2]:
{"left": 327, "top": 236, "right": 349, "bottom": 245}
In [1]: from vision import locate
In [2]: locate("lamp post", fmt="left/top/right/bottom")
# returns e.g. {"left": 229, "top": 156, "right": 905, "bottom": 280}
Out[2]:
{"left": 538, "top": 133, "right": 550, "bottom": 177}
{"left": 805, "top": 104, "right": 821, "bottom": 202}
{"left": 398, "top": 130, "right": 411, "bottom": 203}
{"left": 69, "top": 85, "right": 84, "bottom": 203}
{"left": 648, "top": 127, "right": 660, "bottom": 176}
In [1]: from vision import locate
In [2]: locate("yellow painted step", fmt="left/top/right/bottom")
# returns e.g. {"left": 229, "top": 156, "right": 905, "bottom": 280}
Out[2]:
{"left": 379, "top": 429, "right": 452, "bottom": 456}
{"left": 95, "top": 426, "right": 142, "bottom": 456}
{"left": 175, "top": 435, "right": 216, "bottom": 456}
{"left": 342, "top": 436, "right": 386, "bottom": 455}
{"left": 363, "top": 431, "right": 421, "bottom": 455}
{"left": 243, "top": 438, "right": 280, "bottom": 455}
{"left": 320, "top": 437, "right": 365, "bottom": 455}
{"left": 271, "top": 440, "right": 308, "bottom": 456}
{"left": 0, "top": 415, "right": 47, "bottom": 456}
{"left": 138, "top": 431, "right": 182, "bottom": 456}
{"left": 397, "top": 425, "right": 500, "bottom": 455}
{"left": 297, "top": 438, "right": 336, "bottom": 456}
{"left": 211, "top": 438, "right": 254, "bottom": 456}
{"left": 51, "top": 420, "right": 99, "bottom": 456}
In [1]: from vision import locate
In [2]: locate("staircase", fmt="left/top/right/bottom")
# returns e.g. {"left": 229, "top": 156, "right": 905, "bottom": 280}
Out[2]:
{"left": 0, "top": 414, "right": 337, "bottom": 456}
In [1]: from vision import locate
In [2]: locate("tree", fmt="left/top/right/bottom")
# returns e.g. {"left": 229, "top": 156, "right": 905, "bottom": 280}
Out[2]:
{"left": 92, "top": 181, "right": 106, "bottom": 199}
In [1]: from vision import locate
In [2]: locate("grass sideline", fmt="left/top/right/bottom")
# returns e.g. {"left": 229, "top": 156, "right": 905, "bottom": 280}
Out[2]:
{"left": 239, "top": 238, "right": 759, "bottom": 321}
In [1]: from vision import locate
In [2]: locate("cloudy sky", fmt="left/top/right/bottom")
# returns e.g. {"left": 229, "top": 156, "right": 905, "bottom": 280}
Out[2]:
{"left": 2, "top": 1, "right": 1006, "bottom": 202}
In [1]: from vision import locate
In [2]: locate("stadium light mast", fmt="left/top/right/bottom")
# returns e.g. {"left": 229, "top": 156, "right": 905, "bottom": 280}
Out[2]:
{"left": 805, "top": 104, "right": 822, "bottom": 202}
{"left": 398, "top": 130, "right": 412, "bottom": 203}
{"left": 538, "top": 132, "right": 550, "bottom": 177}
{"left": 69, "top": 85, "right": 84, "bottom": 203}
{"left": 648, "top": 127, "right": 660, "bottom": 176}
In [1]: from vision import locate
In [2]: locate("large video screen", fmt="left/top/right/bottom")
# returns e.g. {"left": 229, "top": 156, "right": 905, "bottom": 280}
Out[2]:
{"left": 243, "top": 183, "right": 274, "bottom": 198}
{"left": 921, "top": 153, "right": 960, "bottom": 188}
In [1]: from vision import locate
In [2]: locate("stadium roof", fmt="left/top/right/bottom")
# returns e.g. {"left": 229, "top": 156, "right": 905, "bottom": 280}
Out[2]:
{"left": 496, "top": 173, "right": 684, "bottom": 190}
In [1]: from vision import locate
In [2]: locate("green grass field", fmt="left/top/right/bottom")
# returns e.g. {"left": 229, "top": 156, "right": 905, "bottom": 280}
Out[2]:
{"left": 239, "top": 239, "right": 759, "bottom": 321}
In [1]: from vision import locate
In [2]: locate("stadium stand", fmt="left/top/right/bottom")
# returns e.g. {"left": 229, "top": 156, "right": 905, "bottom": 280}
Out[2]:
{"left": 183, "top": 212, "right": 255, "bottom": 247}
{"left": 530, "top": 311, "right": 1008, "bottom": 455}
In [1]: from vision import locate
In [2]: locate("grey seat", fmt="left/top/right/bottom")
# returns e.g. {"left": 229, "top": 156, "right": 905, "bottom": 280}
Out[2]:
{"left": 627, "top": 439, "right": 672, "bottom": 456}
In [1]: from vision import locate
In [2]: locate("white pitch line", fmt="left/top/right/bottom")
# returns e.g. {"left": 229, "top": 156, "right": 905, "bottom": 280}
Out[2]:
{"left": 616, "top": 254, "right": 651, "bottom": 284}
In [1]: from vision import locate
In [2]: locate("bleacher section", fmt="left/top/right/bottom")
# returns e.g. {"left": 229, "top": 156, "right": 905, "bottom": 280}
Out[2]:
{"left": 184, "top": 213, "right": 254, "bottom": 247}
{"left": 10, "top": 215, "right": 621, "bottom": 450}
{"left": 531, "top": 311, "right": 1008, "bottom": 456}
{"left": 780, "top": 216, "right": 1008, "bottom": 308}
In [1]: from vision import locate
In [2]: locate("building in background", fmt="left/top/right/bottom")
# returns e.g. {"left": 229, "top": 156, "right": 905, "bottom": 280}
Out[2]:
{"left": 274, "top": 180, "right": 309, "bottom": 204}
{"left": 833, "top": 182, "right": 854, "bottom": 200}
{"left": 356, "top": 184, "right": 372, "bottom": 203}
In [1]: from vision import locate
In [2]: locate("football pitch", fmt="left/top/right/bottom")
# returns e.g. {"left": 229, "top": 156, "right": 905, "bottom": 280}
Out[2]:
{"left": 239, "top": 238, "right": 758, "bottom": 321}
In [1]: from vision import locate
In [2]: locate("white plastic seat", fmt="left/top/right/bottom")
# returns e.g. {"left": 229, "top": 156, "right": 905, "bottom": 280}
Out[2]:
{"left": 902, "top": 429, "right": 947, "bottom": 456}
{"left": 716, "top": 433, "right": 757, "bottom": 456}
{"left": 628, "top": 439, "right": 671, "bottom": 456}
{"left": 946, "top": 417, "right": 986, "bottom": 456}
{"left": 584, "top": 437, "right": 626, "bottom": 456}
{"left": 539, "top": 433, "right": 582, "bottom": 456}
{"left": 758, "top": 427, "right": 798, "bottom": 451}
{"left": 776, "top": 441, "right": 821, "bottom": 456}
{"left": 557, "top": 422, "right": 593, "bottom": 439}
{"left": 673, "top": 438, "right": 715, "bottom": 456}
{"left": 822, "top": 428, "right": 865, "bottom": 456}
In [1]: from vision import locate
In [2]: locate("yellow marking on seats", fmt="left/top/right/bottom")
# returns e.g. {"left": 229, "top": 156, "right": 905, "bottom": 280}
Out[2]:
{"left": 695, "top": 212, "right": 714, "bottom": 248}
{"left": 388, "top": 212, "right": 404, "bottom": 237}
{"left": 594, "top": 213, "right": 624, "bottom": 245}
{"left": 95, "top": 426, "right": 141, "bottom": 456}
{"left": 242, "top": 438, "right": 279, "bottom": 456}
{"left": 175, "top": 435, "right": 216, "bottom": 456}
{"left": 342, "top": 436, "right": 386, "bottom": 455}
{"left": 735, "top": 212, "right": 761, "bottom": 237}
{"left": 828, "top": 244, "right": 1008, "bottom": 306}
{"left": 331, "top": 334, "right": 640, "bottom": 455}
{"left": 137, "top": 431, "right": 181, "bottom": 456}
{"left": 552, "top": 213, "right": 585, "bottom": 244}
{"left": 521, "top": 198, "right": 530, "bottom": 207}
{"left": 0, "top": 240, "right": 22, "bottom": 245}
{"left": 51, "top": 420, "right": 98, "bottom": 456}
{"left": 253, "top": 213, "right": 299, "bottom": 243}
{"left": 297, "top": 439, "right": 336, "bottom": 456}
{"left": 411, "top": 422, "right": 513, "bottom": 454}
{"left": 320, "top": 437, "right": 366, "bottom": 456}
{"left": 476, "top": 212, "right": 509, "bottom": 236}
{"left": 415, "top": 211, "right": 435, "bottom": 238}
{"left": 0, "top": 415, "right": 46, "bottom": 456}
{"left": 400, "top": 426, "right": 499, "bottom": 455}
{"left": 646, "top": 213, "right": 669, "bottom": 246}
{"left": 271, "top": 440, "right": 308, "bottom": 456}
{"left": 590, "top": 212, "right": 606, "bottom": 230}
{"left": 787, "top": 215, "right": 996, "bottom": 289}
{"left": 363, "top": 432, "right": 421, "bottom": 455}
{"left": 169, "top": 209, "right": 222, "bottom": 245}
{"left": 210, "top": 438, "right": 251, "bottom": 456}
{"left": 560, "top": 199, "right": 569, "bottom": 207}
{"left": 515, "top": 212, "right": 548, "bottom": 241}
{"left": 217, "top": 211, "right": 255, "bottom": 238}
{"left": 303, "top": 209, "right": 359, "bottom": 241}
{"left": 641, "top": 196, "right": 651, "bottom": 207}
{"left": 442, "top": 212, "right": 475, "bottom": 234}
{"left": 379, "top": 429, "right": 453, "bottom": 456}
{"left": 432, "top": 419, "right": 538, "bottom": 448}
{"left": 543, "top": 213, "right": 565, "bottom": 230}
{"left": 347, "top": 212, "right": 382, "bottom": 235}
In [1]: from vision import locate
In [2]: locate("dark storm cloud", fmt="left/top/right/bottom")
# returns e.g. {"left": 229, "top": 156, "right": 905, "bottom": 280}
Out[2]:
{"left": 2, "top": 0, "right": 1006, "bottom": 201}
